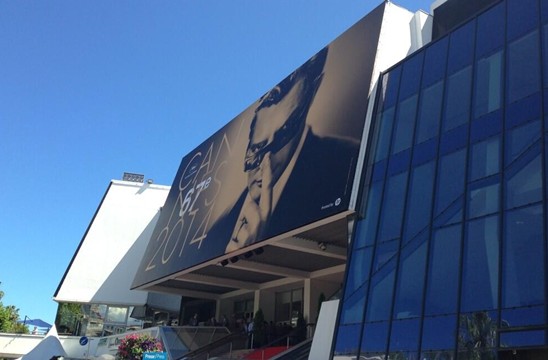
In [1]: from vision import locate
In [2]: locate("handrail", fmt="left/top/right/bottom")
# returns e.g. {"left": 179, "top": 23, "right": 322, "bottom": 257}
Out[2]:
{"left": 175, "top": 331, "right": 246, "bottom": 360}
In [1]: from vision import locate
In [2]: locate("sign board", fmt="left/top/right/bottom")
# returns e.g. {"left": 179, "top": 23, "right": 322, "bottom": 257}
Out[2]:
{"left": 143, "top": 352, "right": 168, "bottom": 360}
{"left": 79, "top": 336, "right": 89, "bottom": 346}
{"left": 133, "top": 9, "right": 383, "bottom": 289}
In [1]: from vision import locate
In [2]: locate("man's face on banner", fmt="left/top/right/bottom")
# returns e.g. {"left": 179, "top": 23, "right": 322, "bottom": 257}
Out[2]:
{"left": 245, "top": 77, "right": 307, "bottom": 203}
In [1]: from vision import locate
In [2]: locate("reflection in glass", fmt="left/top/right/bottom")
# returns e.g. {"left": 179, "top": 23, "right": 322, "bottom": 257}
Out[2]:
{"left": 499, "top": 330, "right": 546, "bottom": 348}
{"left": 379, "top": 172, "right": 408, "bottom": 242}
{"left": 469, "top": 136, "right": 500, "bottom": 181}
{"left": 476, "top": 2, "right": 505, "bottom": 57}
{"left": 393, "top": 238, "right": 427, "bottom": 319}
{"left": 462, "top": 216, "right": 499, "bottom": 312}
{"left": 366, "top": 241, "right": 397, "bottom": 322}
{"left": 425, "top": 225, "right": 461, "bottom": 315}
{"left": 358, "top": 181, "right": 383, "bottom": 248}
{"left": 404, "top": 161, "right": 435, "bottom": 241}
{"left": 344, "top": 247, "right": 373, "bottom": 297}
{"left": 458, "top": 311, "right": 497, "bottom": 359}
{"left": 445, "top": 66, "right": 472, "bottom": 131}
{"left": 334, "top": 324, "right": 361, "bottom": 356}
{"left": 375, "top": 108, "right": 396, "bottom": 162}
{"left": 503, "top": 205, "right": 544, "bottom": 308}
{"left": 505, "top": 141, "right": 542, "bottom": 209}
{"left": 474, "top": 51, "right": 503, "bottom": 118}
{"left": 393, "top": 95, "right": 418, "bottom": 154}
{"left": 416, "top": 81, "right": 443, "bottom": 143}
{"left": 467, "top": 177, "right": 500, "bottom": 219}
{"left": 505, "top": 119, "right": 540, "bottom": 165}
{"left": 507, "top": 31, "right": 540, "bottom": 103}
{"left": 435, "top": 149, "right": 466, "bottom": 218}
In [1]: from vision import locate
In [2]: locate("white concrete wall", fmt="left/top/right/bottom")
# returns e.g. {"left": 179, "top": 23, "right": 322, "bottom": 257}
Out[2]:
{"left": 54, "top": 180, "right": 170, "bottom": 306}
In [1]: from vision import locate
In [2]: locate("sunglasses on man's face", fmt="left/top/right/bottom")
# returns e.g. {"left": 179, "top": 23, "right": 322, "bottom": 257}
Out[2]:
{"left": 244, "top": 105, "right": 305, "bottom": 173}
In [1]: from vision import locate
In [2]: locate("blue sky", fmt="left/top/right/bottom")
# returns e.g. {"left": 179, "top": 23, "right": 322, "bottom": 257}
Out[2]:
{"left": 0, "top": 0, "right": 433, "bottom": 326}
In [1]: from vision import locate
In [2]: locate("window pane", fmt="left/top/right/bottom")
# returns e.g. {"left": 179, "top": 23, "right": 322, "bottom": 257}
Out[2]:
{"left": 444, "top": 66, "right": 472, "bottom": 131}
{"left": 544, "top": 24, "right": 548, "bottom": 87}
{"left": 435, "top": 149, "right": 466, "bottom": 218}
{"left": 106, "top": 306, "right": 128, "bottom": 323}
{"left": 399, "top": 53, "right": 424, "bottom": 100}
{"left": 461, "top": 216, "right": 499, "bottom": 312}
{"left": 357, "top": 181, "right": 383, "bottom": 248}
{"left": 500, "top": 330, "right": 546, "bottom": 348}
{"left": 507, "top": 0, "right": 539, "bottom": 41}
{"left": 421, "top": 315, "right": 457, "bottom": 351}
{"left": 381, "top": 66, "right": 401, "bottom": 110}
{"left": 361, "top": 321, "right": 389, "bottom": 353}
{"left": 507, "top": 31, "right": 541, "bottom": 104}
{"left": 379, "top": 172, "right": 408, "bottom": 242}
{"left": 425, "top": 225, "right": 461, "bottom": 315}
{"left": 505, "top": 119, "right": 541, "bottom": 165}
{"left": 340, "top": 286, "right": 366, "bottom": 325}
{"left": 447, "top": 21, "right": 475, "bottom": 73}
{"left": 344, "top": 247, "right": 373, "bottom": 299}
{"left": 503, "top": 205, "right": 545, "bottom": 308}
{"left": 392, "top": 95, "right": 418, "bottom": 154}
{"left": 366, "top": 241, "right": 398, "bottom": 322}
{"left": 468, "top": 176, "right": 500, "bottom": 219}
{"left": 389, "top": 318, "right": 420, "bottom": 352}
{"left": 416, "top": 81, "right": 443, "bottom": 144}
{"left": 476, "top": 2, "right": 505, "bottom": 57}
{"left": 422, "top": 37, "right": 448, "bottom": 86}
{"left": 374, "top": 108, "right": 395, "bottom": 162}
{"left": 469, "top": 136, "right": 500, "bottom": 181}
{"left": 334, "top": 324, "right": 361, "bottom": 356}
{"left": 404, "top": 161, "right": 435, "bottom": 241}
{"left": 474, "top": 51, "right": 503, "bottom": 118}
{"left": 505, "top": 141, "right": 542, "bottom": 209}
{"left": 393, "top": 238, "right": 427, "bottom": 319}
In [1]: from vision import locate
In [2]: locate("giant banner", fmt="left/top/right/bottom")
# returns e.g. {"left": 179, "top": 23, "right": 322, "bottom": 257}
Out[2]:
{"left": 133, "top": 10, "right": 383, "bottom": 288}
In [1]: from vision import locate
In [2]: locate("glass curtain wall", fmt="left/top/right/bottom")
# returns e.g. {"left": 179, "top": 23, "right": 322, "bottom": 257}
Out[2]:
{"left": 334, "top": 0, "right": 548, "bottom": 358}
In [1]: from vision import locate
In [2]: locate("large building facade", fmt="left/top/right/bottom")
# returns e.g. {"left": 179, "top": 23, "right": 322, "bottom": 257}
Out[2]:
{"left": 334, "top": 0, "right": 548, "bottom": 358}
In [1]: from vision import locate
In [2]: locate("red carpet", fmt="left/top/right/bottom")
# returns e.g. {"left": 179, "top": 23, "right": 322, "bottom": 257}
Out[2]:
{"left": 244, "top": 346, "right": 288, "bottom": 359}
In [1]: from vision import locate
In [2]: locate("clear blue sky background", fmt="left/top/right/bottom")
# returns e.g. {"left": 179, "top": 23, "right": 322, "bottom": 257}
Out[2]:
{"left": 1, "top": 0, "right": 432, "bottom": 327}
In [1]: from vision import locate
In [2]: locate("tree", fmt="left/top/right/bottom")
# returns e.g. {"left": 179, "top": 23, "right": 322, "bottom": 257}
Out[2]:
{"left": 55, "top": 302, "right": 83, "bottom": 335}
{"left": 0, "top": 286, "right": 28, "bottom": 334}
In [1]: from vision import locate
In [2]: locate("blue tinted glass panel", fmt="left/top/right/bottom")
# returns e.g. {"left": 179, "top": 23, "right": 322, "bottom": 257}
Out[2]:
{"left": 393, "top": 238, "right": 427, "bottom": 319}
{"left": 416, "top": 81, "right": 443, "bottom": 144}
{"left": 503, "top": 205, "right": 545, "bottom": 308}
{"left": 382, "top": 66, "right": 402, "bottom": 110}
{"left": 334, "top": 324, "right": 361, "bottom": 356}
{"left": 425, "top": 225, "right": 461, "bottom": 315}
{"left": 474, "top": 51, "right": 503, "bottom": 118}
{"left": 468, "top": 176, "right": 500, "bottom": 219}
{"left": 423, "top": 38, "right": 448, "bottom": 87}
{"left": 505, "top": 120, "right": 541, "bottom": 166}
{"left": 379, "top": 172, "right": 408, "bottom": 242}
{"left": 422, "top": 315, "right": 457, "bottom": 351}
{"left": 399, "top": 53, "right": 424, "bottom": 100}
{"left": 404, "top": 161, "right": 435, "bottom": 242}
{"left": 387, "top": 149, "right": 411, "bottom": 176}
{"left": 458, "top": 311, "right": 498, "bottom": 353}
{"left": 461, "top": 216, "right": 499, "bottom": 312}
{"left": 412, "top": 137, "right": 437, "bottom": 166}
{"left": 366, "top": 241, "right": 397, "bottom": 322}
{"left": 435, "top": 149, "right": 466, "bottom": 217}
{"left": 501, "top": 305, "right": 545, "bottom": 327}
{"left": 470, "top": 111, "right": 502, "bottom": 143}
{"left": 507, "top": 0, "right": 539, "bottom": 41}
{"left": 357, "top": 181, "right": 383, "bottom": 248}
{"left": 448, "top": 21, "right": 476, "bottom": 74}
{"left": 392, "top": 95, "right": 418, "bottom": 154}
{"left": 544, "top": 24, "right": 548, "bottom": 87}
{"left": 476, "top": 2, "right": 505, "bottom": 58}
{"left": 440, "top": 124, "right": 467, "bottom": 155}
{"left": 499, "top": 330, "right": 547, "bottom": 347}
{"left": 374, "top": 108, "right": 395, "bottom": 162}
{"left": 505, "top": 141, "right": 542, "bottom": 209}
{"left": 389, "top": 318, "right": 420, "bottom": 351}
{"left": 444, "top": 66, "right": 472, "bottom": 132}
{"left": 470, "top": 136, "right": 500, "bottom": 181}
{"left": 507, "top": 31, "right": 541, "bottom": 104}
{"left": 340, "top": 285, "right": 367, "bottom": 325}
{"left": 361, "top": 321, "right": 389, "bottom": 352}
{"left": 507, "top": 94, "right": 542, "bottom": 130}
{"left": 344, "top": 247, "right": 373, "bottom": 298}
{"left": 543, "top": 0, "right": 548, "bottom": 24}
